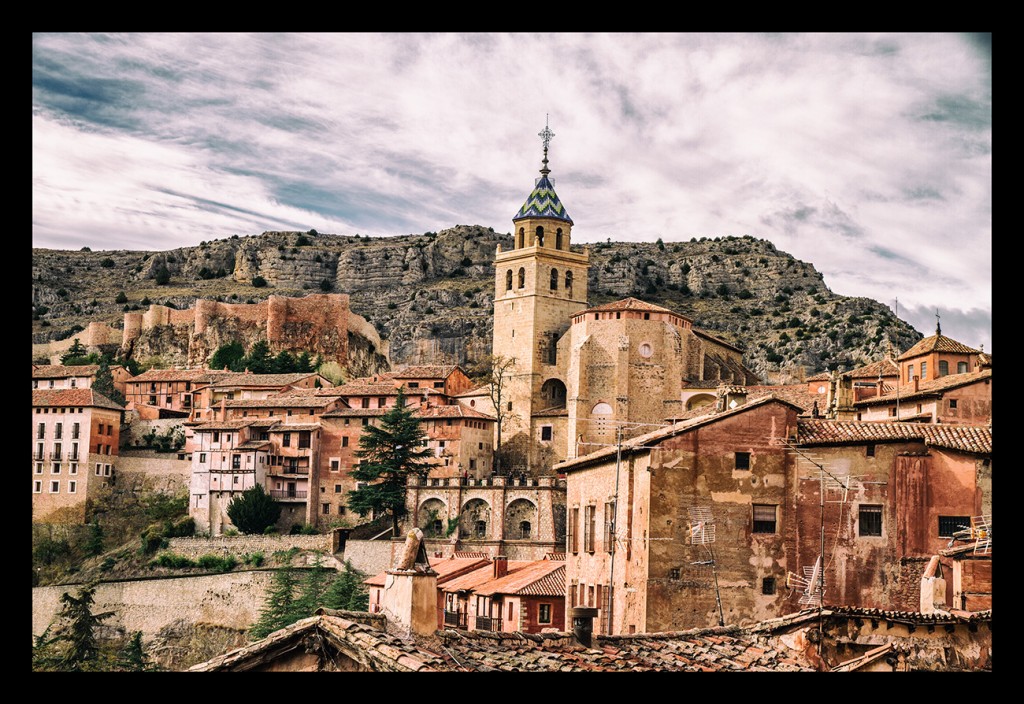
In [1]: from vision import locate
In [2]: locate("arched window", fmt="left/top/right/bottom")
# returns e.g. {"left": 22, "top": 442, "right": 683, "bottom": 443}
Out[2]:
{"left": 517, "top": 228, "right": 525, "bottom": 249}
{"left": 518, "top": 267, "right": 525, "bottom": 289}
{"left": 505, "top": 269, "right": 513, "bottom": 291}
{"left": 556, "top": 228, "right": 563, "bottom": 250}
{"left": 536, "top": 226, "right": 544, "bottom": 247}
{"left": 938, "top": 360, "right": 949, "bottom": 376}
{"left": 550, "top": 268, "right": 558, "bottom": 291}
{"left": 565, "top": 270, "right": 573, "bottom": 296}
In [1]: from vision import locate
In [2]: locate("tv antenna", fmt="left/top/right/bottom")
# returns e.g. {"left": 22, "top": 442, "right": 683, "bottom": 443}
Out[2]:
{"left": 687, "top": 506, "right": 724, "bottom": 626}
{"left": 971, "top": 515, "right": 992, "bottom": 555}
{"left": 787, "top": 554, "right": 825, "bottom": 607}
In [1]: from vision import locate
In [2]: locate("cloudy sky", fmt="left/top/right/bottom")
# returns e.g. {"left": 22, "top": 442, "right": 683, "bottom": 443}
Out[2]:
{"left": 32, "top": 33, "right": 991, "bottom": 352}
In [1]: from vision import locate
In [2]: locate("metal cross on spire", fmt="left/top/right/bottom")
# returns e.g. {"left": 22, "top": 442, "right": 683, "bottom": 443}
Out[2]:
{"left": 935, "top": 309, "right": 942, "bottom": 335}
{"left": 538, "top": 115, "right": 554, "bottom": 175}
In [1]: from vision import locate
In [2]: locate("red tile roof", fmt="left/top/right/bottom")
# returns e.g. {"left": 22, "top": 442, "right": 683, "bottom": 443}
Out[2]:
{"left": 393, "top": 364, "right": 462, "bottom": 379}
{"left": 223, "top": 396, "right": 339, "bottom": 408}
{"left": 798, "top": 420, "right": 991, "bottom": 454}
{"left": 268, "top": 423, "right": 321, "bottom": 432}
{"left": 32, "top": 388, "right": 124, "bottom": 411}
{"left": 693, "top": 328, "right": 743, "bottom": 353}
{"left": 415, "top": 405, "right": 496, "bottom": 421}
{"left": 364, "top": 556, "right": 490, "bottom": 587}
{"left": 898, "top": 333, "right": 980, "bottom": 360}
{"left": 806, "top": 371, "right": 832, "bottom": 382}
{"left": 843, "top": 358, "right": 899, "bottom": 379}
{"left": 191, "top": 420, "right": 258, "bottom": 431}
{"left": 321, "top": 408, "right": 390, "bottom": 418}
{"left": 128, "top": 368, "right": 225, "bottom": 382}
{"left": 575, "top": 297, "right": 683, "bottom": 317}
{"left": 854, "top": 369, "right": 991, "bottom": 406}
{"left": 208, "top": 372, "right": 323, "bottom": 388}
{"left": 473, "top": 561, "right": 565, "bottom": 597}
{"left": 439, "top": 564, "right": 500, "bottom": 593}
{"left": 561, "top": 395, "right": 805, "bottom": 473}
{"left": 32, "top": 364, "right": 100, "bottom": 378}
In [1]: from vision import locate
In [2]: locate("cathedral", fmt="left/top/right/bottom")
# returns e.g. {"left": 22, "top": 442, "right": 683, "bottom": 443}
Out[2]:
{"left": 492, "top": 124, "right": 758, "bottom": 475}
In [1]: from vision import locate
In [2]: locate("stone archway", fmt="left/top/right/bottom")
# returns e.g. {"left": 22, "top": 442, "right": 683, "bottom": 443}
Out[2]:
{"left": 541, "top": 378, "right": 567, "bottom": 408}
{"left": 686, "top": 394, "right": 716, "bottom": 411}
{"left": 418, "top": 497, "right": 448, "bottom": 538}
{"left": 459, "top": 498, "right": 492, "bottom": 540}
{"left": 504, "top": 498, "right": 538, "bottom": 540}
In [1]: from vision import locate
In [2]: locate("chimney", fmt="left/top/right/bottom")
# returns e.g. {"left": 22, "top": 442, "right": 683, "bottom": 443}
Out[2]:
{"left": 571, "top": 606, "right": 599, "bottom": 648}
{"left": 493, "top": 555, "right": 508, "bottom": 579}
{"left": 912, "top": 377, "right": 919, "bottom": 392}
{"left": 219, "top": 398, "right": 227, "bottom": 422}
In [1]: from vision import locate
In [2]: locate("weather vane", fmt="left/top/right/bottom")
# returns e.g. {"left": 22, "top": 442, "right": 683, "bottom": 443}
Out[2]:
{"left": 538, "top": 115, "right": 554, "bottom": 175}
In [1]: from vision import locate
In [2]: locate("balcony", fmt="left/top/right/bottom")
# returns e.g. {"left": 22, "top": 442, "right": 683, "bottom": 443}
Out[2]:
{"left": 270, "top": 490, "right": 307, "bottom": 501}
{"left": 68, "top": 453, "right": 80, "bottom": 462}
{"left": 33, "top": 452, "right": 45, "bottom": 461}
{"left": 268, "top": 466, "right": 310, "bottom": 476}
{"left": 474, "top": 615, "right": 500, "bottom": 632}
{"left": 49, "top": 451, "right": 63, "bottom": 461}
{"left": 443, "top": 610, "right": 467, "bottom": 629}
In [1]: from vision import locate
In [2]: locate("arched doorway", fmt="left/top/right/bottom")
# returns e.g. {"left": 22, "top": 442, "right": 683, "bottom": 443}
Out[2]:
{"left": 504, "top": 498, "right": 538, "bottom": 540}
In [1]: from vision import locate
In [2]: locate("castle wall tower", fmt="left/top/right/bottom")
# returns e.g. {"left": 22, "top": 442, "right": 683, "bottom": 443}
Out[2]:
{"left": 493, "top": 122, "right": 589, "bottom": 473}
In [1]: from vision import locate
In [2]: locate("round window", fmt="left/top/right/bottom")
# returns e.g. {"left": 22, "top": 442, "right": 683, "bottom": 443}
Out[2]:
{"left": 817, "top": 385, "right": 826, "bottom": 394}
{"left": 638, "top": 342, "right": 653, "bottom": 358}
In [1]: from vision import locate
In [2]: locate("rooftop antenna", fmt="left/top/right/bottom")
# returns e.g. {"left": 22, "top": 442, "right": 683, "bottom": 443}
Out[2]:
{"left": 687, "top": 506, "right": 724, "bottom": 627}
{"left": 971, "top": 515, "right": 992, "bottom": 555}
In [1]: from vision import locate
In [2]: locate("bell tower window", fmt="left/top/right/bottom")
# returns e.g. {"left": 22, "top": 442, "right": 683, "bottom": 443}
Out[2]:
{"left": 518, "top": 267, "right": 526, "bottom": 289}
{"left": 556, "top": 228, "right": 563, "bottom": 250}
{"left": 518, "top": 228, "right": 525, "bottom": 249}
{"left": 536, "top": 226, "right": 544, "bottom": 247}
{"left": 506, "top": 269, "right": 513, "bottom": 291}
{"left": 550, "top": 268, "right": 558, "bottom": 291}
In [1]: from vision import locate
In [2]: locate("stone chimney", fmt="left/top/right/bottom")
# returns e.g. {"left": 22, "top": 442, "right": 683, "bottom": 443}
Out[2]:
{"left": 571, "top": 606, "right": 599, "bottom": 648}
{"left": 493, "top": 555, "right": 508, "bottom": 579}
{"left": 381, "top": 528, "right": 438, "bottom": 637}
{"left": 218, "top": 398, "right": 227, "bottom": 422}
{"left": 919, "top": 555, "right": 948, "bottom": 615}
{"left": 912, "top": 377, "right": 920, "bottom": 392}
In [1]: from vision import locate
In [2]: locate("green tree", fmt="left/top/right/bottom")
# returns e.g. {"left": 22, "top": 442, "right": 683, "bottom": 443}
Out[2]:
{"left": 323, "top": 560, "right": 369, "bottom": 611}
{"left": 154, "top": 265, "right": 171, "bottom": 285}
{"left": 114, "top": 291, "right": 128, "bottom": 304}
{"left": 248, "top": 567, "right": 300, "bottom": 641}
{"left": 116, "top": 631, "right": 154, "bottom": 672}
{"left": 210, "top": 341, "right": 246, "bottom": 372}
{"left": 60, "top": 338, "right": 88, "bottom": 364}
{"left": 55, "top": 583, "right": 114, "bottom": 671}
{"left": 245, "top": 340, "right": 274, "bottom": 373}
{"left": 295, "top": 351, "right": 314, "bottom": 373}
{"left": 84, "top": 521, "right": 104, "bottom": 557}
{"left": 226, "top": 485, "right": 281, "bottom": 534}
{"left": 347, "top": 388, "right": 433, "bottom": 534}
{"left": 272, "top": 350, "right": 296, "bottom": 374}
{"left": 252, "top": 275, "right": 268, "bottom": 288}
{"left": 291, "top": 556, "right": 333, "bottom": 619}
{"left": 93, "top": 358, "right": 127, "bottom": 407}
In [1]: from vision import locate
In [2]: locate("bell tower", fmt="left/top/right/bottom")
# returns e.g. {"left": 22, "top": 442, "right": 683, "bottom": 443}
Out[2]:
{"left": 492, "top": 119, "right": 589, "bottom": 472}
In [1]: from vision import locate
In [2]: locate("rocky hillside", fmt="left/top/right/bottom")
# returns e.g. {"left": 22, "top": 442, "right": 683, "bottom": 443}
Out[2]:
{"left": 31, "top": 226, "right": 921, "bottom": 382}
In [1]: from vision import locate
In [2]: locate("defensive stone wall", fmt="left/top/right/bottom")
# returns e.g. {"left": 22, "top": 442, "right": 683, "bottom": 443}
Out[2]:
{"left": 115, "top": 452, "right": 191, "bottom": 494}
{"left": 339, "top": 538, "right": 397, "bottom": 577}
{"left": 167, "top": 533, "right": 334, "bottom": 559}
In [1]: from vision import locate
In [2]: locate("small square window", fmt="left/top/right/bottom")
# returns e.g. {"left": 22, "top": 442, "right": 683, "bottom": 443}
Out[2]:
{"left": 859, "top": 505, "right": 882, "bottom": 537}
{"left": 35, "top": 463, "right": 43, "bottom": 475}
{"left": 762, "top": 577, "right": 776, "bottom": 595}
{"left": 50, "top": 481, "right": 60, "bottom": 493}
{"left": 949, "top": 399, "right": 958, "bottom": 409}
{"left": 668, "top": 567, "right": 680, "bottom": 580}
{"left": 322, "top": 503, "right": 331, "bottom": 515}
{"left": 541, "top": 426, "right": 553, "bottom": 441}
{"left": 865, "top": 445, "right": 875, "bottom": 457}
{"left": 735, "top": 452, "right": 751, "bottom": 470}
{"left": 68, "top": 481, "right": 77, "bottom": 494}
{"left": 33, "top": 480, "right": 42, "bottom": 493}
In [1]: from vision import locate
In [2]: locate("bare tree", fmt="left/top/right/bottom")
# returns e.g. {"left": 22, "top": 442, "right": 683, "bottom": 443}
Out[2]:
{"left": 471, "top": 354, "right": 519, "bottom": 476}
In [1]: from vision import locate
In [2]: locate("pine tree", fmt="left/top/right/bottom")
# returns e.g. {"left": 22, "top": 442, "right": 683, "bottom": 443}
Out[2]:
{"left": 248, "top": 567, "right": 300, "bottom": 641}
{"left": 323, "top": 560, "right": 369, "bottom": 612}
{"left": 93, "top": 358, "right": 126, "bottom": 407}
{"left": 226, "top": 485, "right": 281, "bottom": 534}
{"left": 84, "top": 521, "right": 104, "bottom": 557}
{"left": 296, "top": 351, "right": 314, "bottom": 373}
{"left": 272, "top": 350, "right": 296, "bottom": 374}
{"left": 291, "top": 556, "right": 333, "bottom": 619}
{"left": 55, "top": 584, "right": 114, "bottom": 671}
{"left": 246, "top": 340, "right": 274, "bottom": 373}
{"left": 116, "top": 631, "right": 154, "bottom": 672}
{"left": 210, "top": 341, "right": 246, "bottom": 371}
{"left": 347, "top": 387, "right": 433, "bottom": 534}
{"left": 60, "top": 338, "right": 88, "bottom": 364}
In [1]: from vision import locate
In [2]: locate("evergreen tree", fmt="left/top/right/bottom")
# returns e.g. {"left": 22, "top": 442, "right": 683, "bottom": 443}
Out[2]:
{"left": 245, "top": 340, "right": 274, "bottom": 373}
{"left": 272, "top": 350, "right": 296, "bottom": 374}
{"left": 291, "top": 556, "right": 332, "bottom": 619}
{"left": 84, "top": 521, "right": 104, "bottom": 557}
{"left": 323, "top": 560, "right": 369, "bottom": 611}
{"left": 347, "top": 388, "right": 433, "bottom": 534}
{"left": 93, "top": 358, "right": 126, "bottom": 407}
{"left": 60, "top": 338, "right": 88, "bottom": 364}
{"left": 55, "top": 584, "right": 114, "bottom": 671}
{"left": 296, "top": 351, "right": 314, "bottom": 373}
{"left": 210, "top": 341, "right": 246, "bottom": 372}
{"left": 248, "top": 567, "right": 300, "bottom": 641}
{"left": 226, "top": 485, "right": 281, "bottom": 534}
{"left": 116, "top": 631, "right": 154, "bottom": 672}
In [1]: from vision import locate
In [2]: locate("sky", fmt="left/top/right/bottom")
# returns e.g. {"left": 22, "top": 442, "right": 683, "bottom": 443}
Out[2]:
{"left": 32, "top": 33, "right": 992, "bottom": 353}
